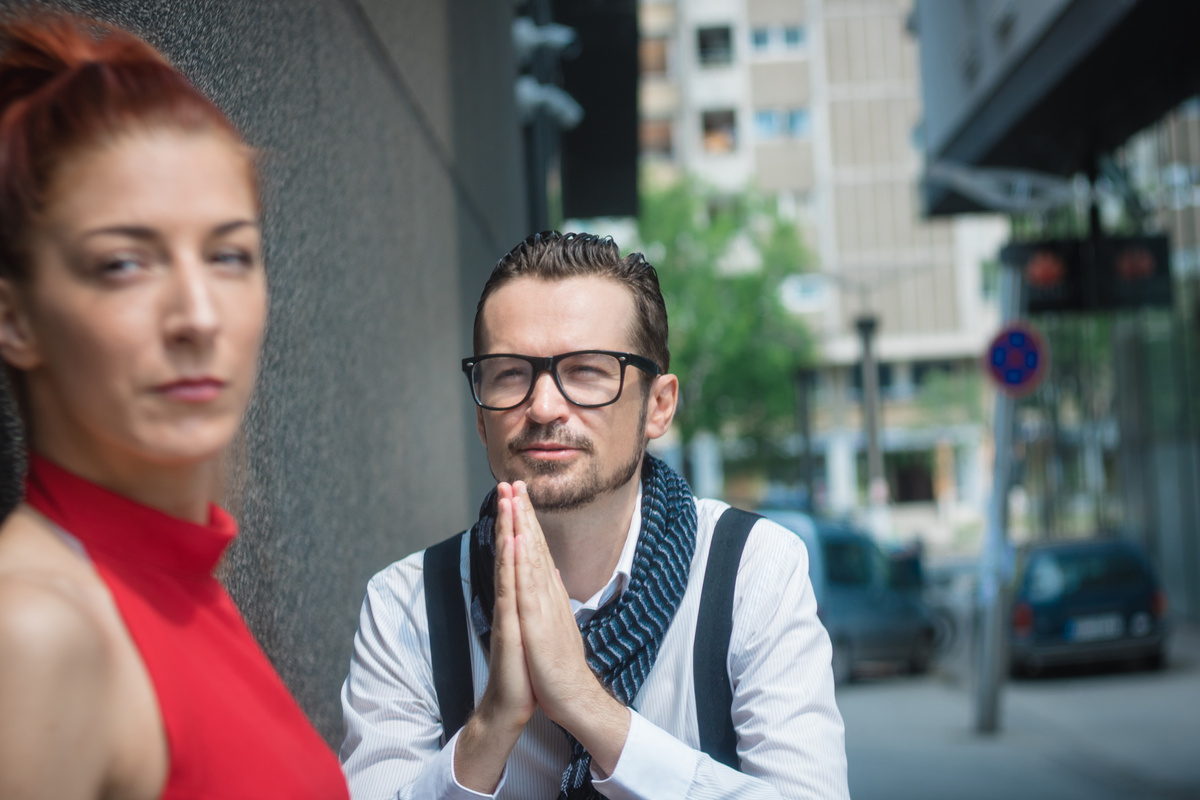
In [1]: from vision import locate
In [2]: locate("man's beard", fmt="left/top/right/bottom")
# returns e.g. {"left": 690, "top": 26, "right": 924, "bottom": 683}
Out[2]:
{"left": 503, "top": 405, "right": 647, "bottom": 513}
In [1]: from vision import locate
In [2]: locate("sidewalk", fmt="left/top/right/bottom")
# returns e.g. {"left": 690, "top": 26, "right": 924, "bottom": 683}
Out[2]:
{"left": 838, "top": 624, "right": 1200, "bottom": 800}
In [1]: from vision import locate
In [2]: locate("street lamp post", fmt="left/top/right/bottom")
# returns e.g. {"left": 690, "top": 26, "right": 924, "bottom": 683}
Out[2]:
{"left": 855, "top": 315, "right": 887, "bottom": 507}
{"left": 794, "top": 368, "right": 816, "bottom": 511}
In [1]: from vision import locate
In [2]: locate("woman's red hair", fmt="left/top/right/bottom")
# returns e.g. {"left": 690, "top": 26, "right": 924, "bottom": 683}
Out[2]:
{"left": 0, "top": 13, "right": 251, "bottom": 280}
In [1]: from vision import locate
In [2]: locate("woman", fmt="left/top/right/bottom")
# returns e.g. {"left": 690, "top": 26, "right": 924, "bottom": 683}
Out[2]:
{"left": 0, "top": 14, "right": 348, "bottom": 799}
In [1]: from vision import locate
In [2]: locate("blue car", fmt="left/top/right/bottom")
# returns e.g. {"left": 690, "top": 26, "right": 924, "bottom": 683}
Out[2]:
{"left": 1009, "top": 538, "right": 1170, "bottom": 676}
{"left": 760, "top": 510, "right": 936, "bottom": 684}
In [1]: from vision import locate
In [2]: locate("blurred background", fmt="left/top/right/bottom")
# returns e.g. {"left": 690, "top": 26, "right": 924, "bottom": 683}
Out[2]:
{"left": 1, "top": 0, "right": 1198, "bottom": 797}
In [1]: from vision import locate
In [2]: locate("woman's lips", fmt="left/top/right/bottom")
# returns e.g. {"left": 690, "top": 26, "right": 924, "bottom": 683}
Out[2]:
{"left": 156, "top": 378, "right": 226, "bottom": 403}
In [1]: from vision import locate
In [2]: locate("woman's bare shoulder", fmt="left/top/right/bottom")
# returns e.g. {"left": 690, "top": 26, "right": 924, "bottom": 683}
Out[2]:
{"left": 0, "top": 582, "right": 119, "bottom": 797}
{"left": 0, "top": 569, "right": 109, "bottom": 668}
{"left": 0, "top": 509, "right": 121, "bottom": 798}
{"left": 0, "top": 503, "right": 113, "bottom": 707}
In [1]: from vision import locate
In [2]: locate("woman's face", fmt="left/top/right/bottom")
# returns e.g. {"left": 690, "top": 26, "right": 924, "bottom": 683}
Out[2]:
{"left": 0, "top": 128, "right": 266, "bottom": 469}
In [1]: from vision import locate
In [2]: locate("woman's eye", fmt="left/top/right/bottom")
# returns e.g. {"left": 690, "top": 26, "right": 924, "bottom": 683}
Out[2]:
{"left": 212, "top": 248, "right": 257, "bottom": 269}
{"left": 97, "top": 255, "right": 144, "bottom": 276}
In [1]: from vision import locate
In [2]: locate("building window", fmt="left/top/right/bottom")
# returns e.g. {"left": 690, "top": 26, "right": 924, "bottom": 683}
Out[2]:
{"left": 702, "top": 110, "right": 737, "bottom": 153}
{"left": 749, "top": 24, "right": 807, "bottom": 57}
{"left": 755, "top": 109, "right": 782, "bottom": 140}
{"left": 787, "top": 108, "right": 812, "bottom": 137}
{"left": 783, "top": 25, "right": 805, "bottom": 49}
{"left": 640, "top": 36, "right": 668, "bottom": 77}
{"left": 851, "top": 362, "right": 894, "bottom": 398}
{"left": 913, "top": 360, "right": 956, "bottom": 387}
{"left": 697, "top": 26, "right": 733, "bottom": 66}
{"left": 755, "top": 107, "right": 811, "bottom": 140}
{"left": 640, "top": 119, "right": 673, "bottom": 158}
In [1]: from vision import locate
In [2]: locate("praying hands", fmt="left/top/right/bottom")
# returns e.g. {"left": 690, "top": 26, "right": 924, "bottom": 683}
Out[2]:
{"left": 453, "top": 482, "right": 631, "bottom": 794}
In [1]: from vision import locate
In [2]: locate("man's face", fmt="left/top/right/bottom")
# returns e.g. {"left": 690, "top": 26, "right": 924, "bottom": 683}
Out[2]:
{"left": 474, "top": 275, "right": 655, "bottom": 512}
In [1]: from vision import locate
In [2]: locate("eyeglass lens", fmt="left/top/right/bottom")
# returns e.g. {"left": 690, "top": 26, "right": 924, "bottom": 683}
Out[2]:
{"left": 473, "top": 353, "right": 624, "bottom": 409}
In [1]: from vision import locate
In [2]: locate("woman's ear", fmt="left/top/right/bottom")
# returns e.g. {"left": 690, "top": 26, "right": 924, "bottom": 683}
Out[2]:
{"left": 0, "top": 279, "right": 40, "bottom": 370}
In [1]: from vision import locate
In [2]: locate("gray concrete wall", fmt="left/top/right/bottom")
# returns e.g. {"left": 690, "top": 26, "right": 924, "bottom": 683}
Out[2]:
{"left": 0, "top": 0, "right": 525, "bottom": 744}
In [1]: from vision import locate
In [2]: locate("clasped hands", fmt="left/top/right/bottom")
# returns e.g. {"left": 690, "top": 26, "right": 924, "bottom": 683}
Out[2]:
{"left": 454, "top": 481, "right": 630, "bottom": 792}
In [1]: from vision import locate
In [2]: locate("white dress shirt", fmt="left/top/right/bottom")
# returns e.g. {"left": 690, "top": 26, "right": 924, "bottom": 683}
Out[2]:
{"left": 340, "top": 496, "right": 849, "bottom": 799}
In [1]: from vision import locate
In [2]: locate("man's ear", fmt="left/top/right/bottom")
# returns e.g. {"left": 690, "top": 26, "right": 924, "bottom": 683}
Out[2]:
{"left": 0, "top": 279, "right": 39, "bottom": 371}
{"left": 644, "top": 373, "right": 679, "bottom": 441}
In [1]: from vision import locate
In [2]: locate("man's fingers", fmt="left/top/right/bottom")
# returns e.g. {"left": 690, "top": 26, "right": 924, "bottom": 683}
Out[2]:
{"left": 494, "top": 524, "right": 514, "bottom": 602}
{"left": 511, "top": 495, "right": 544, "bottom": 572}
{"left": 494, "top": 496, "right": 514, "bottom": 584}
{"left": 513, "top": 486, "right": 552, "bottom": 560}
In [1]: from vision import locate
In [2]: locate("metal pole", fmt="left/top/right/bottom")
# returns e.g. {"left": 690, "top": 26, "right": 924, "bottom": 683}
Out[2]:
{"left": 795, "top": 368, "right": 816, "bottom": 512}
{"left": 856, "top": 316, "right": 886, "bottom": 505}
{"left": 975, "top": 258, "right": 1023, "bottom": 733}
{"left": 523, "top": 0, "right": 555, "bottom": 233}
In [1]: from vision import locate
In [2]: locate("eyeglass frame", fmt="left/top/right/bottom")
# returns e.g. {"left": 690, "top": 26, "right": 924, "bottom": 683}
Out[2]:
{"left": 461, "top": 349, "right": 663, "bottom": 411}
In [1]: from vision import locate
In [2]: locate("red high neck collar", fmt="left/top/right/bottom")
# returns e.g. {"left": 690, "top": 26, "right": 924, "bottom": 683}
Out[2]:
{"left": 23, "top": 453, "right": 237, "bottom": 576}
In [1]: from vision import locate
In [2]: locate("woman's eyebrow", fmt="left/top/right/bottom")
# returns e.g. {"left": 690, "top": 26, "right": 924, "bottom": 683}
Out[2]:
{"left": 212, "top": 219, "right": 259, "bottom": 236}
{"left": 80, "top": 225, "right": 158, "bottom": 241}
{"left": 79, "top": 219, "right": 259, "bottom": 241}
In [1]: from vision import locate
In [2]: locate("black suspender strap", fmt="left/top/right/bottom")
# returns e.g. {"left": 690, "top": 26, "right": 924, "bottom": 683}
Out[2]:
{"left": 423, "top": 531, "right": 473, "bottom": 745}
{"left": 693, "top": 507, "right": 761, "bottom": 769}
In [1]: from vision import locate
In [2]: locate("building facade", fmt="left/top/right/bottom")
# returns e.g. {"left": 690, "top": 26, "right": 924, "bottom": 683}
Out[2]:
{"left": 640, "top": 0, "right": 1007, "bottom": 548}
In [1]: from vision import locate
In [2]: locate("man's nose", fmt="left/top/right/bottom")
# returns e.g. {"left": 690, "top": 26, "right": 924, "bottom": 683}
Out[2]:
{"left": 526, "top": 370, "right": 570, "bottom": 424}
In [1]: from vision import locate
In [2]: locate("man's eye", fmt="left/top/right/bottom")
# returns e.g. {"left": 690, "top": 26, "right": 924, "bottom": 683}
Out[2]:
{"left": 493, "top": 368, "right": 528, "bottom": 383}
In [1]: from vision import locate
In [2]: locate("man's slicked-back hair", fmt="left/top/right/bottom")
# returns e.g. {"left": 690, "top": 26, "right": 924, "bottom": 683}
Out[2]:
{"left": 473, "top": 231, "right": 671, "bottom": 373}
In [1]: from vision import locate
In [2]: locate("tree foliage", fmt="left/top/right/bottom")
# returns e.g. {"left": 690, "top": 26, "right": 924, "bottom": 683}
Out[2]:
{"left": 635, "top": 179, "right": 816, "bottom": 455}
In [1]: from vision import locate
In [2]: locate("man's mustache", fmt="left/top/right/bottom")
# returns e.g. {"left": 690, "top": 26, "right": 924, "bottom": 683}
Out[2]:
{"left": 507, "top": 423, "right": 594, "bottom": 454}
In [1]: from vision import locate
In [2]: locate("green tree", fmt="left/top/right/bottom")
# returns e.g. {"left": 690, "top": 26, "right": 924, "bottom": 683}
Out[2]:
{"left": 636, "top": 179, "right": 816, "bottom": 471}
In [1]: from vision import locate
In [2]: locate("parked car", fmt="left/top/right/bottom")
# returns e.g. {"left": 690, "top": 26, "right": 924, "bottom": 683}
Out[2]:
{"left": 921, "top": 556, "right": 979, "bottom": 657}
{"left": 760, "top": 510, "right": 936, "bottom": 684}
{"left": 1009, "top": 538, "right": 1170, "bottom": 676}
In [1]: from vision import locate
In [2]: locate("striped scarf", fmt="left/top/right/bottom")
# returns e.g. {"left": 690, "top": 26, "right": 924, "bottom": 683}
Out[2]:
{"left": 468, "top": 453, "right": 698, "bottom": 799}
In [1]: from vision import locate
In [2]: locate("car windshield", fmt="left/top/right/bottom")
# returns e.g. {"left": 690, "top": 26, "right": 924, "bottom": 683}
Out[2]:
{"left": 1025, "top": 548, "right": 1147, "bottom": 602}
{"left": 823, "top": 539, "right": 872, "bottom": 586}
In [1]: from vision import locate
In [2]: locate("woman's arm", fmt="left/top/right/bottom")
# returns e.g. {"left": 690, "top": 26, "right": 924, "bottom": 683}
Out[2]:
{"left": 0, "top": 577, "right": 118, "bottom": 800}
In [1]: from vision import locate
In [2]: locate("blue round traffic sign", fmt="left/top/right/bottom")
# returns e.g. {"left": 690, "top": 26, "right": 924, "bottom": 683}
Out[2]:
{"left": 984, "top": 322, "right": 1047, "bottom": 397}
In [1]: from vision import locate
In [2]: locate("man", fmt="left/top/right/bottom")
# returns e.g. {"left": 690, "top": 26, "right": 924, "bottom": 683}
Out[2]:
{"left": 340, "top": 232, "right": 848, "bottom": 799}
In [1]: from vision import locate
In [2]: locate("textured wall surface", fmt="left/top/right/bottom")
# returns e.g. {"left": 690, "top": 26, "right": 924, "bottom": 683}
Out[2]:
{"left": 0, "top": 0, "right": 525, "bottom": 744}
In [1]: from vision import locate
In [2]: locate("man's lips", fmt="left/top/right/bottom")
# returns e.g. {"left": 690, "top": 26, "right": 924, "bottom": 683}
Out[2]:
{"left": 155, "top": 377, "right": 226, "bottom": 403}
{"left": 519, "top": 443, "right": 583, "bottom": 460}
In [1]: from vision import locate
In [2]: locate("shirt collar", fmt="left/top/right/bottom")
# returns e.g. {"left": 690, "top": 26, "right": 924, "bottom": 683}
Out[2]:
{"left": 569, "top": 484, "right": 642, "bottom": 624}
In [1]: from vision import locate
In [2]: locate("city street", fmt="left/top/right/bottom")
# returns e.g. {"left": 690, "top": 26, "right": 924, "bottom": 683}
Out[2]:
{"left": 839, "top": 625, "right": 1200, "bottom": 800}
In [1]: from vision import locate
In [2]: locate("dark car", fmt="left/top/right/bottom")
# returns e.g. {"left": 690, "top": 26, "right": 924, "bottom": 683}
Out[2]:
{"left": 1009, "top": 538, "right": 1170, "bottom": 676}
{"left": 761, "top": 510, "right": 936, "bottom": 684}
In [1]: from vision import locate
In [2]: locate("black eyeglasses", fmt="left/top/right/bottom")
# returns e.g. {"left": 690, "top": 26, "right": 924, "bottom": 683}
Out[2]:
{"left": 461, "top": 350, "right": 662, "bottom": 411}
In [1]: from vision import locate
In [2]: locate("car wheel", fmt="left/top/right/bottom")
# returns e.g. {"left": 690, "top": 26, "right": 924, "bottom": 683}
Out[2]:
{"left": 930, "top": 607, "right": 957, "bottom": 656}
{"left": 908, "top": 631, "right": 934, "bottom": 675}
{"left": 831, "top": 639, "right": 854, "bottom": 685}
{"left": 1010, "top": 656, "right": 1042, "bottom": 679}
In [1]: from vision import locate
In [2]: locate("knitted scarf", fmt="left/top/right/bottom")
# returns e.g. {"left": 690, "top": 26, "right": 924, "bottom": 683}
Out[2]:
{"left": 468, "top": 453, "right": 697, "bottom": 800}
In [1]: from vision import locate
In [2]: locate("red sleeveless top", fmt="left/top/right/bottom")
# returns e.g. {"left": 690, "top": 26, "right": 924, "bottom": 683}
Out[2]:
{"left": 24, "top": 454, "right": 349, "bottom": 800}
